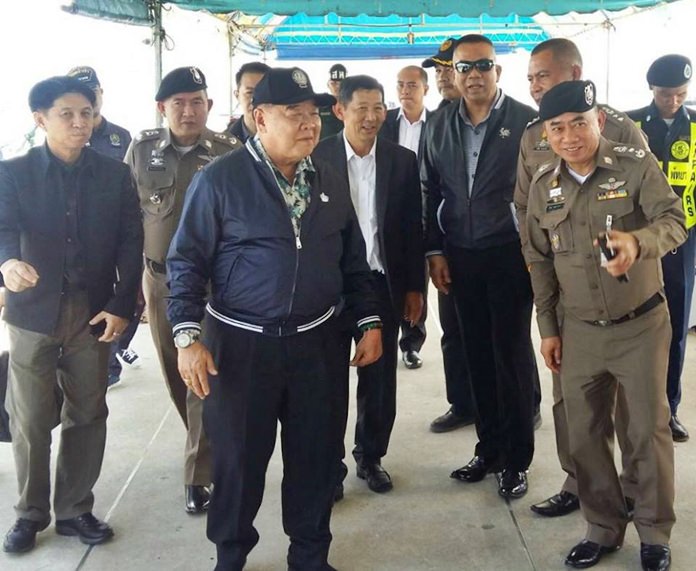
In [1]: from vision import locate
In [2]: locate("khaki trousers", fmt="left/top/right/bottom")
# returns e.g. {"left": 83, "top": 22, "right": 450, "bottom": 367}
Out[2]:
{"left": 561, "top": 305, "right": 675, "bottom": 547}
{"left": 7, "top": 291, "right": 110, "bottom": 522}
{"left": 143, "top": 266, "right": 211, "bottom": 485}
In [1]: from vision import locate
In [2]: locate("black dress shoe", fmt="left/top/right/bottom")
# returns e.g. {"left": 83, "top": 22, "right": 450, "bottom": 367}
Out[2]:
{"left": 640, "top": 543, "right": 671, "bottom": 571}
{"left": 565, "top": 540, "right": 620, "bottom": 568}
{"left": 185, "top": 485, "right": 211, "bottom": 514}
{"left": 669, "top": 415, "right": 689, "bottom": 442}
{"left": 356, "top": 461, "right": 393, "bottom": 493}
{"left": 402, "top": 350, "right": 423, "bottom": 369}
{"left": 55, "top": 513, "right": 114, "bottom": 545}
{"left": 498, "top": 470, "right": 528, "bottom": 499}
{"left": 530, "top": 491, "right": 580, "bottom": 517}
{"left": 3, "top": 518, "right": 50, "bottom": 553}
{"left": 430, "top": 407, "right": 474, "bottom": 433}
{"left": 450, "top": 456, "right": 498, "bottom": 483}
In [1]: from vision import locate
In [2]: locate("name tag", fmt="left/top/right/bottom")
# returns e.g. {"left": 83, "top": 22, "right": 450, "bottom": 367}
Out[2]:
{"left": 546, "top": 203, "right": 565, "bottom": 212}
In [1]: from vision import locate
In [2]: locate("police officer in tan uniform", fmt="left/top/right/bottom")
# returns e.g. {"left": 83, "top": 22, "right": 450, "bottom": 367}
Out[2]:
{"left": 125, "top": 67, "right": 241, "bottom": 514}
{"left": 514, "top": 38, "right": 647, "bottom": 519}
{"left": 526, "top": 80, "right": 683, "bottom": 571}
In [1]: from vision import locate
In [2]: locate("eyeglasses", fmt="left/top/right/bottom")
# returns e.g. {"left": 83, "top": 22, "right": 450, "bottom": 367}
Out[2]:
{"left": 454, "top": 59, "right": 495, "bottom": 74}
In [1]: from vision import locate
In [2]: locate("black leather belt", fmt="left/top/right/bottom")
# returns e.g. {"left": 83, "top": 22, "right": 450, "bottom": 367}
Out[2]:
{"left": 585, "top": 293, "right": 663, "bottom": 327}
{"left": 146, "top": 258, "right": 167, "bottom": 275}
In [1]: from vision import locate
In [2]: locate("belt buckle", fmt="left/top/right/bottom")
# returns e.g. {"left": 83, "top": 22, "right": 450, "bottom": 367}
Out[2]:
{"left": 595, "top": 319, "right": 611, "bottom": 327}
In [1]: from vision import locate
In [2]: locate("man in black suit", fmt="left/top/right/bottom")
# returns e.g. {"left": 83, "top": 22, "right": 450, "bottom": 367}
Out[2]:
{"left": 379, "top": 65, "right": 431, "bottom": 371}
{"left": 227, "top": 61, "right": 270, "bottom": 143}
{"left": 314, "top": 75, "right": 424, "bottom": 494}
{"left": 0, "top": 76, "right": 143, "bottom": 553}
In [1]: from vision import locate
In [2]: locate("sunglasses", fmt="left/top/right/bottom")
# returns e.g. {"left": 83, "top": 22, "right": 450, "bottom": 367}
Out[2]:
{"left": 454, "top": 59, "right": 495, "bottom": 74}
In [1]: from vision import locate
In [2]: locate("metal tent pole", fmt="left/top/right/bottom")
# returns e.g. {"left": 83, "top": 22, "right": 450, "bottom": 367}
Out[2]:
{"left": 151, "top": 0, "right": 163, "bottom": 127}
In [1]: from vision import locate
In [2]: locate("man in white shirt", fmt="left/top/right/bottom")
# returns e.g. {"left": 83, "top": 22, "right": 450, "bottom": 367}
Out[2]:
{"left": 314, "top": 75, "right": 424, "bottom": 495}
{"left": 379, "top": 65, "right": 431, "bottom": 370}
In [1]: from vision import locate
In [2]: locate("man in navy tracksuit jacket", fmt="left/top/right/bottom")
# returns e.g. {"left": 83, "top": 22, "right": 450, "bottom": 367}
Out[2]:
{"left": 166, "top": 67, "right": 382, "bottom": 571}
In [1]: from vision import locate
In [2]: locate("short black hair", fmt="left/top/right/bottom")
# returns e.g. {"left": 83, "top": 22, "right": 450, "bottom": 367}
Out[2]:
{"left": 400, "top": 65, "right": 428, "bottom": 85}
{"left": 28, "top": 76, "right": 96, "bottom": 112}
{"left": 235, "top": 62, "right": 271, "bottom": 88}
{"left": 531, "top": 38, "right": 583, "bottom": 68}
{"left": 454, "top": 34, "right": 495, "bottom": 50}
{"left": 338, "top": 75, "right": 385, "bottom": 105}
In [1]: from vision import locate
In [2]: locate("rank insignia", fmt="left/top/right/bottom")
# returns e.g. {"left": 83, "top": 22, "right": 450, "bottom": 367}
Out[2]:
{"left": 197, "top": 154, "right": 214, "bottom": 163}
{"left": 550, "top": 232, "right": 561, "bottom": 251}
{"left": 603, "top": 156, "right": 613, "bottom": 165}
{"left": 147, "top": 150, "right": 165, "bottom": 171}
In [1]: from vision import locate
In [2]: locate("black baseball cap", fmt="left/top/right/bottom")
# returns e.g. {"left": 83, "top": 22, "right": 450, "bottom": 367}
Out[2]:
{"left": 329, "top": 64, "right": 347, "bottom": 80}
{"left": 252, "top": 67, "right": 336, "bottom": 107}
{"left": 422, "top": 38, "right": 456, "bottom": 68}
{"left": 67, "top": 66, "right": 101, "bottom": 89}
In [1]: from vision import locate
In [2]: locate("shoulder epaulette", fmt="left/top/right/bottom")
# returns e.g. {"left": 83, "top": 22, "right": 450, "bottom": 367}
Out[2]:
{"left": 213, "top": 132, "right": 239, "bottom": 147}
{"left": 525, "top": 116, "right": 541, "bottom": 129}
{"left": 134, "top": 128, "right": 164, "bottom": 143}
{"left": 536, "top": 161, "right": 556, "bottom": 176}
{"left": 612, "top": 145, "right": 647, "bottom": 160}
{"left": 599, "top": 104, "right": 626, "bottom": 123}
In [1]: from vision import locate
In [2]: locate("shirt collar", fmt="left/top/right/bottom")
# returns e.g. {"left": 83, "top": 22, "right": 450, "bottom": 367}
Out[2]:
{"left": 158, "top": 127, "right": 214, "bottom": 153}
{"left": 458, "top": 88, "right": 504, "bottom": 126}
{"left": 343, "top": 130, "right": 377, "bottom": 162}
{"left": 645, "top": 100, "right": 690, "bottom": 124}
{"left": 250, "top": 134, "right": 315, "bottom": 180}
{"left": 396, "top": 106, "right": 427, "bottom": 125}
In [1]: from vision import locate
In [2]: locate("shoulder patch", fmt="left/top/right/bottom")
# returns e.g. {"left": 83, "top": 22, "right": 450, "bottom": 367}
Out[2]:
{"left": 134, "top": 128, "right": 163, "bottom": 143}
{"left": 612, "top": 145, "right": 647, "bottom": 160}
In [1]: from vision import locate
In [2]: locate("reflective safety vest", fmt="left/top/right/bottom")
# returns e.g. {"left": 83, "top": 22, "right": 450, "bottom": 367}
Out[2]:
{"left": 635, "top": 120, "right": 696, "bottom": 229}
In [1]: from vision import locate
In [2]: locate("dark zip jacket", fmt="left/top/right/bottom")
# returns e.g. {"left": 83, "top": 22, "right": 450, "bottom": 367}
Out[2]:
{"left": 166, "top": 140, "right": 381, "bottom": 337}
{"left": 422, "top": 91, "right": 536, "bottom": 252}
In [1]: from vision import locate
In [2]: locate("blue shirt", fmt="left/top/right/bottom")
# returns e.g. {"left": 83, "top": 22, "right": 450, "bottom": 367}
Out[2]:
{"left": 88, "top": 117, "right": 132, "bottom": 162}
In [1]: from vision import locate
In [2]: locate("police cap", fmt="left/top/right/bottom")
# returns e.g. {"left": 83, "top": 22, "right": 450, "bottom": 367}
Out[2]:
{"left": 67, "top": 66, "right": 101, "bottom": 89}
{"left": 329, "top": 63, "right": 347, "bottom": 81}
{"left": 155, "top": 67, "right": 207, "bottom": 102}
{"left": 422, "top": 38, "right": 456, "bottom": 68}
{"left": 539, "top": 80, "right": 597, "bottom": 121}
{"left": 252, "top": 67, "right": 336, "bottom": 108}
{"left": 29, "top": 76, "right": 96, "bottom": 112}
{"left": 646, "top": 54, "right": 692, "bottom": 88}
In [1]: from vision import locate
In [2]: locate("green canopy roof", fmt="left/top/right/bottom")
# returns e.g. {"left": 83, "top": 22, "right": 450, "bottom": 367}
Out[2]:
{"left": 64, "top": 0, "right": 676, "bottom": 24}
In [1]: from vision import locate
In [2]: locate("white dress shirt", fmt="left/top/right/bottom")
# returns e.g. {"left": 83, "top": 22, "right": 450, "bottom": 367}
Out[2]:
{"left": 397, "top": 107, "right": 427, "bottom": 155}
{"left": 343, "top": 133, "right": 384, "bottom": 273}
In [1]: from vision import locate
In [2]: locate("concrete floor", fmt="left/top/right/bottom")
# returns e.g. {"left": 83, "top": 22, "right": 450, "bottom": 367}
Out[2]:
{"left": 1, "top": 289, "right": 695, "bottom": 571}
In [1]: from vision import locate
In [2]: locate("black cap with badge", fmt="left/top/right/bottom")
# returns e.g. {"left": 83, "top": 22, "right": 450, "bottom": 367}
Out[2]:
{"left": 67, "top": 66, "right": 101, "bottom": 89}
{"left": 646, "top": 54, "right": 692, "bottom": 88}
{"left": 155, "top": 66, "right": 207, "bottom": 102}
{"left": 252, "top": 67, "right": 336, "bottom": 108}
{"left": 422, "top": 38, "right": 456, "bottom": 68}
{"left": 539, "top": 80, "right": 597, "bottom": 121}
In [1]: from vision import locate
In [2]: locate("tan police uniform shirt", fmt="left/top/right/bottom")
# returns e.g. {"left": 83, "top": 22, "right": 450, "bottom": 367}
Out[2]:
{"left": 125, "top": 127, "right": 240, "bottom": 264}
{"left": 525, "top": 137, "right": 686, "bottom": 338}
{"left": 515, "top": 104, "right": 648, "bottom": 249}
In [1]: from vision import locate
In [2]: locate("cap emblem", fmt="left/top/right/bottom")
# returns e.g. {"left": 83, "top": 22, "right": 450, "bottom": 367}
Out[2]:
{"left": 190, "top": 67, "right": 203, "bottom": 85}
{"left": 685, "top": 63, "right": 692, "bottom": 80}
{"left": 584, "top": 83, "right": 595, "bottom": 106}
{"left": 292, "top": 69, "right": 309, "bottom": 88}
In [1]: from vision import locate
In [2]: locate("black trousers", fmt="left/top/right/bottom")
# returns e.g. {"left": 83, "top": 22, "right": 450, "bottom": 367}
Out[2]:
{"left": 447, "top": 241, "right": 536, "bottom": 471}
{"left": 437, "top": 290, "right": 476, "bottom": 419}
{"left": 399, "top": 265, "right": 428, "bottom": 353}
{"left": 338, "top": 273, "right": 398, "bottom": 465}
{"left": 203, "top": 316, "right": 343, "bottom": 571}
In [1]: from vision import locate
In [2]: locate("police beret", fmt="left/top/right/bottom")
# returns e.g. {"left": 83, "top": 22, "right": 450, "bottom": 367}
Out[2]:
{"left": 539, "top": 80, "right": 597, "bottom": 121}
{"left": 329, "top": 64, "right": 347, "bottom": 81}
{"left": 422, "top": 38, "right": 455, "bottom": 68}
{"left": 646, "top": 54, "right": 692, "bottom": 87}
{"left": 155, "top": 67, "right": 207, "bottom": 102}
{"left": 67, "top": 66, "right": 100, "bottom": 89}
{"left": 252, "top": 67, "right": 336, "bottom": 108}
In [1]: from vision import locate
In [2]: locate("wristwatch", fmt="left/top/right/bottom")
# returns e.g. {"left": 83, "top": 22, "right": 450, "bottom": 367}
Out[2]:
{"left": 174, "top": 329, "right": 200, "bottom": 349}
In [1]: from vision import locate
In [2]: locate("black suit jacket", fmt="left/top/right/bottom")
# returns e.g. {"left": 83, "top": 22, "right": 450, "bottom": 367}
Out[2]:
{"left": 379, "top": 107, "right": 433, "bottom": 162}
{"left": 313, "top": 133, "right": 424, "bottom": 318}
{"left": 0, "top": 144, "right": 143, "bottom": 335}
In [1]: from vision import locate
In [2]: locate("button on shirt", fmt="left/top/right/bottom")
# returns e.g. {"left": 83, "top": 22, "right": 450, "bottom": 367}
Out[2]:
{"left": 344, "top": 133, "right": 384, "bottom": 273}
{"left": 397, "top": 107, "right": 427, "bottom": 156}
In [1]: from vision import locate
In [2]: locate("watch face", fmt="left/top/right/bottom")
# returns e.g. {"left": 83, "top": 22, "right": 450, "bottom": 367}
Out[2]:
{"left": 175, "top": 332, "right": 192, "bottom": 348}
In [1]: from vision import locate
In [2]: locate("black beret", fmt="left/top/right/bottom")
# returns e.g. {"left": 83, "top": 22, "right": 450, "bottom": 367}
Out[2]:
{"left": 422, "top": 38, "right": 456, "bottom": 68}
{"left": 646, "top": 54, "right": 692, "bottom": 88}
{"left": 155, "top": 67, "right": 207, "bottom": 102}
{"left": 67, "top": 66, "right": 101, "bottom": 89}
{"left": 28, "top": 76, "right": 96, "bottom": 112}
{"left": 539, "top": 80, "right": 597, "bottom": 121}
{"left": 329, "top": 64, "right": 347, "bottom": 80}
{"left": 253, "top": 67, "right": 336, "bottom": 108}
